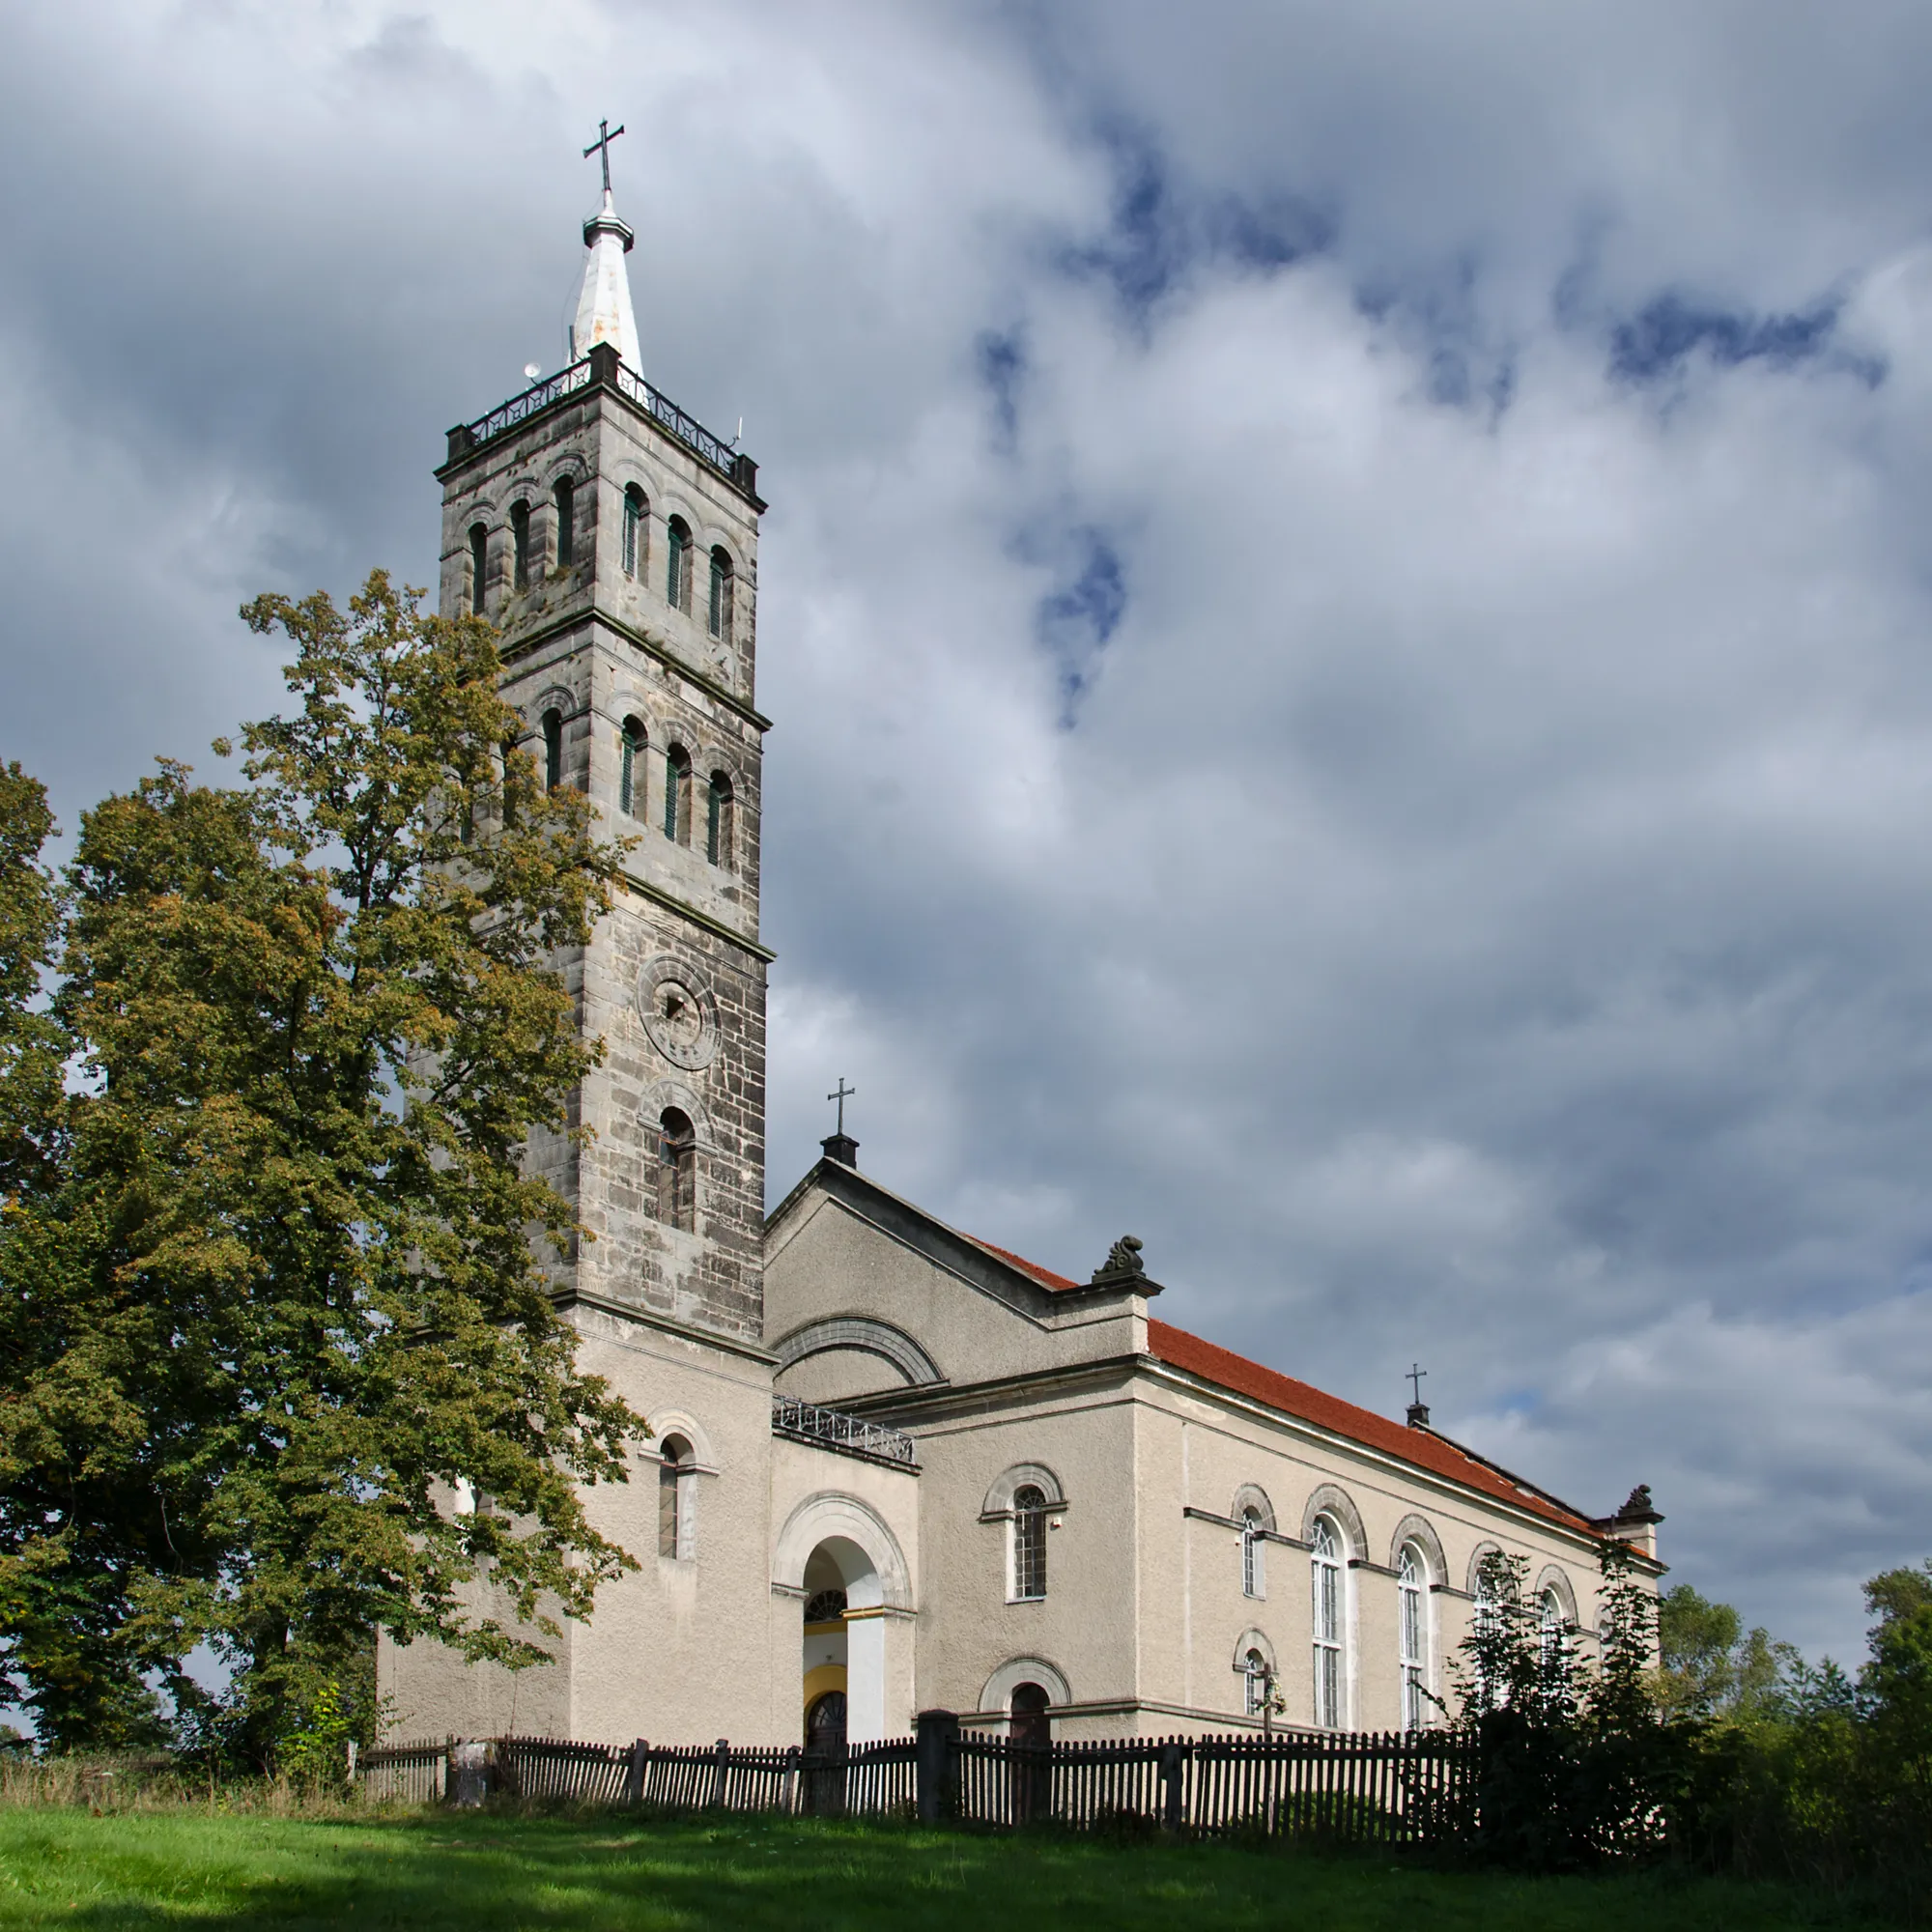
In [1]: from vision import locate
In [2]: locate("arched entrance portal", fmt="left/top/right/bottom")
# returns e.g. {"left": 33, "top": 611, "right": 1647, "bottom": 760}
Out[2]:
{"left": 799, "top": 1536, "right": 883, "bottom": 1745}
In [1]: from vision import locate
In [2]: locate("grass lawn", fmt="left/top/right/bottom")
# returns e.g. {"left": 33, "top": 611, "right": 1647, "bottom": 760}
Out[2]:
{"left": 0, "top": 1807, "right": 1889, "bottom": 1929}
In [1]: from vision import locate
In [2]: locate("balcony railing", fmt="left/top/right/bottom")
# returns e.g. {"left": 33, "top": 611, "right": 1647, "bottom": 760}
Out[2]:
{"left": 448, "top": 351, "right": 757, "bottom": 499}
{"left": 772, "top": 1395, "right": 916, "bottom": 1467}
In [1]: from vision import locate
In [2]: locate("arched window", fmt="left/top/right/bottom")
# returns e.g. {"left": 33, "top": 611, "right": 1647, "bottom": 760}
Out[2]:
{"left": 542, "top": 709, "right": 563, "bottom": 792}
{"left": 657, "top": 1106, "right": 696, "bottom": 1232}
{"left": 706, "top": 771, "right": 733, "bottom": 868}
{"left": 1539, "top": 1588, "right": 1565, "bottom": 1665}
{"left": 1310, "top": 1516, "right": 1344, "bottom": 1730}
{"left": 658, "top": 1435, "right": 692, "bottom": 1558}
{"left": 553, "top": 476, "right": 575, "bottom": 568}
{"left": 666, "top": 516, "right": 691, "bottom": 611}
{"left": 1010, "top": 1484, "right": 1047, "bottom": 1602}
{"left": 802, "top": 1588, "right": 846, "bottom": 1627}
{"left": 619, "top": 717, "right": 646, "bottom": 817}
{"left": 1399, "top": 1546, "right": 1427, "bottom": 1730}
{"left": 1241, "top": 1507, "right": 1265, "bottom": 1599}
{"left": 468, "top": 522, "right": 488, "bottom": 618}
{"left": 664, "top": 745, "right": 692, "bottom": 845}
{"left": 708, "top": 546, "right": 733, "bottom": 639}
{"left": 1242, "top": 1647, "right": 1271, "bottom": 1719}
{"left": 622, "top": 485, "right": 646, "bottom": 579}
{"left": 499, "top": 738, "right": 519, "bottom": 827}
{"left": 511, "top": 499, "right": 531, "bottom": 590}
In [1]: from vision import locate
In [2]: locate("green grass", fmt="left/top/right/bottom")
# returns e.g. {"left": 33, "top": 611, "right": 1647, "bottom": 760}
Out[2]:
{"left": 0, "top": 1807, "right": 1890, "bottom": 1929}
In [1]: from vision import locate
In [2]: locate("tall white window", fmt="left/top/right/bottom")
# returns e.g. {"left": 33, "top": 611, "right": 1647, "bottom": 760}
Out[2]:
{"left": 1242, "top": 1647, "right": 1271, "bottom": 1719}
{"left": 1539, "top": 1587, "right": 1565, "bottom": 1664}
{"left": 1310, "top": 1516, "right": 1344, "bottom": 1729}
{"left": 1399, "top": 1545, "right": 1427, "bottom": 1730}
{"left": 1011, "top": 1484, "right": 1048, "bottom": 1601}
{"left": 1240, "top": 1508, "right": 1265, "bottom": 1598}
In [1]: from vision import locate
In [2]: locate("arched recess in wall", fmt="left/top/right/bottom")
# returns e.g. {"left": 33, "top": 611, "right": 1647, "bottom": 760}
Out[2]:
{"left": 1230, "top": 1626, "right": 1276, "bottom": 1674}
{"left": 770, "top": 1317, "right": 943, "bottom": 1389}
{"left": 1389, "top": 1514, "right": 1448, "bottom": 1584}
{"left": 1300, "top": 1483, "right": 1367, "bottom": 1556}
{"left": 645, "top": 1409, "right": 718, "bottom": 1472}
{"left": 1534, "top": 1564, "right": 1579, "bottom": 1625}
{"left": 638, "top": 1079, "right": 716, "bottom": 1148}
{"left": 981, "top": 1463, "right": 1066, "bottom": 1516}
{"left": 1466, "top": 1540, "right": 1506, "bottom": 1598}
{"left": 979, "top": 1656, "right": 1071, "bottom": 1713}
{"left": 1230, "top": 1484, "right": 1276, "bottom": 1532}
{"left": 772, "top": 1491, "right": 913, "bottom": 1611}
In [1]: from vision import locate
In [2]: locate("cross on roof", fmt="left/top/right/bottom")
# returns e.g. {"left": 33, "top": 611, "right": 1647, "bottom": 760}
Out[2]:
{"left": 583, "top": 117, "right": 626, "bottom": 194}
{"left": 1406, "top": 1362, "right": 1428, "bottom": 1406}
{"left": 827, "top": 1078, "right": 856, "bottom": 1137}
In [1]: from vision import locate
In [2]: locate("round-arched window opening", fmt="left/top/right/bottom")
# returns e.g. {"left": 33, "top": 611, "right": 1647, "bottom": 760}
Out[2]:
{"left": 806, "top": 1690, "right": 846, "bottom": 1749}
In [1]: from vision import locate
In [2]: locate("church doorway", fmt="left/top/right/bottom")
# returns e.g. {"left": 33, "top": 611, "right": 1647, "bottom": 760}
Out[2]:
{"left": 1009, "top": 1682, "right": 1051, "bottom": 1823}
{"left": 800, "top": 1536, "right": 887, "bottom": 1743}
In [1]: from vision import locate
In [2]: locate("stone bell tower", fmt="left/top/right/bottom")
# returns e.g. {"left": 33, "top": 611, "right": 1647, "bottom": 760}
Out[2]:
{"left": 433, "top": 155, "right": 770, "bottom": 1344}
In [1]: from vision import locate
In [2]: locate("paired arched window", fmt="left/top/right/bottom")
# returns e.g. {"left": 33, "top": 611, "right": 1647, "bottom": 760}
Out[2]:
{"left": 468, "top": 522, "right": 488, "bottom": 618}
{"left": 708, "top": 547, "right": 733, "bottom": 640}
{"left": 541, "top": 709, "right": 563, "bottom": 792}
{"left": 511, "top": 499, "right": 531, "bottom": 591}
{"left": 706, "top": 772, "right": 733, "bottom": 869}
{"left": 1310, "top": 1516, "right": 1344, "bottom": 1730}
{"left": 1398, "top": 1546, "right": 1428, "bottom": 1730}
{"left": 657, "top": 1106, "right": 696, "bottom": 1232}
{"left": 553, "top": 476, "right": 575, "bottom": 568}
{"left": 1010, "top": 1484, "right": 1047, "bottom": 1601}
{"left": 667, "top": 516, "right": 692, "bottom": 611}
{"left": 622, "top": 485, "right": 646, "bottom": 579}
{"left": 658, "top": 1435, "right": 692, "bottom": 1558}
{"left": 1242, "top": 1647, "right": 1271, "bottom": 1719}
{"left": 1240, "top": 1507, "right": 1266, "bottom": 1599}
{"left": 619, "top": 717, "right": 646, "bottom": 818}
{"left": 664, "top": 745, "right": 692, "bottom": 844}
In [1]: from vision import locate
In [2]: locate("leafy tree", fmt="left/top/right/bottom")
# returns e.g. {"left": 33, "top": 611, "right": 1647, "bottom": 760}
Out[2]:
{"left": 0, "top": 763, "right": 65, "bottom": 1202}
{"left": 0, "top": 574, "right": 647, "bottom": 1762}
{"left": 1657, "top": 1584, "right": 1796, "bottom": 1722}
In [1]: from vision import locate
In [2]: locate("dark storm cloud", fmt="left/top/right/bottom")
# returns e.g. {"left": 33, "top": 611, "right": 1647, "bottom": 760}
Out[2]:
{"left": 3, "top": 0, "right": 1930, "bottom": 1662}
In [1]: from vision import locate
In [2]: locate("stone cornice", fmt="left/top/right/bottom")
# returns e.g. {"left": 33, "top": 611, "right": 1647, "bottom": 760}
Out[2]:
{"left": 559, "top": 1288, "right": 779, "bottom": 1366}
{"left": 499, "top": 604, "right": 773, "bottom": 734}
{"left": 616, "top": 868, "right": 775, "bottom": 963}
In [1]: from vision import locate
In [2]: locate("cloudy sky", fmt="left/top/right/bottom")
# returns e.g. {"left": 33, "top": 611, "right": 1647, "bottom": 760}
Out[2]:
{"left": 6, "top": 0, "right": 1932, "bottom": 1662}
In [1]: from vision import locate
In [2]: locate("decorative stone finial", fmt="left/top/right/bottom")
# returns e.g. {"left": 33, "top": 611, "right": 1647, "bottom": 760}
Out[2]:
{"left": 1090, "top": 1236, "right": 1145, "bottom": 1284}
{"left": 1613, "top": 1483, "right": 1661, "bottom": 1522}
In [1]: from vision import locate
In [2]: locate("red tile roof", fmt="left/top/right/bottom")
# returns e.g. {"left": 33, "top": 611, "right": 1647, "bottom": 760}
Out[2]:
{"left": 960, "top": 1223, "right": 1594, "bottom": 1536}
{"left": 970, "top": 1237, "right": 1082, "bottom": 1293}
{"left": 1145, "top": 1318, "right": 1596, "bottom": 1535}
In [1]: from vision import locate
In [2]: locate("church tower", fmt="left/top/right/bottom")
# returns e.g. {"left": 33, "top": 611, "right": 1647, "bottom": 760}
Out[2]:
{"left": 434, "top": 148, "right": 769, "bottom": 1345}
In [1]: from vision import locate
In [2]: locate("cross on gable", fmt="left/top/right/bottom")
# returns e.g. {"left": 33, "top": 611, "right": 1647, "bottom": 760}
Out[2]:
{"left": 583, "top": 117, "right": 626, "bottom": 194}
{"left": 827, "top": 1078, "right": 856, "bottom": 1137}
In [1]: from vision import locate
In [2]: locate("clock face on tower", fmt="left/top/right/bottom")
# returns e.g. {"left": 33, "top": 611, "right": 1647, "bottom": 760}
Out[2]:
{"left": 637, "top": 955, "right": 719, "bottom": 1070}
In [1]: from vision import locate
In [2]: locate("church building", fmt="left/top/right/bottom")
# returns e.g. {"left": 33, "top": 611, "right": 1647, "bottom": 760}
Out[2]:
{"left": 381, "top": 155, "right": 1664, "bottom": 1752}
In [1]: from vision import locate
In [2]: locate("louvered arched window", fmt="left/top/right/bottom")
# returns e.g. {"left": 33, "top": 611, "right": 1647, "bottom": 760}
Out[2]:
{"left": 622, "top": 485, "right": 645, "bottom": 579}
{"left": 542, "top": 709, "right": 563, "bottom": 792}
{"left": 468, "top": 523, "right": 488, "bottom": 618}
{"left": 619, "top": 717, "right": 646, "bottom": 818}
{"left": 511, "top": 499, "right": 531, "bottom": 590}
{"left": 664, "top": 745, "right": 692, "bottom": 844}
{"left": 708, "top": 547, "right": 733, "bottom": 639}
{"left": 667, "top": 517, "right": 691, "bottom": 611}
{"left": 553, "top": 476, "right": 575, "bottom": 568}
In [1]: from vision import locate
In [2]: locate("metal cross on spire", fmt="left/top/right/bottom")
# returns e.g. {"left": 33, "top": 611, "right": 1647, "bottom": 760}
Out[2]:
{"left": 583, "top": 117, "right": 626, "bottom": 194}
{"left": 1406, "top": 1362, "right": 1428, "bottom": 1406}
{"left": 827, "top": 1078, "right": 856, "bottom": 1137}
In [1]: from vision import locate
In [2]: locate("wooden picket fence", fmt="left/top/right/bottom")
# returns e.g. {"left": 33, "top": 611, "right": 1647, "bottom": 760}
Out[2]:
{"left": 355, "top": 1723, "right": 1474, "bottom": 1844}
{"left": 954, "top": 1729, "right": 1472, "bottom": 1841}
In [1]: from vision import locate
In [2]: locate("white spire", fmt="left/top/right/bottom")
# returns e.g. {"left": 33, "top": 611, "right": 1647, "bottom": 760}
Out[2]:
{"left": 573, "top": 189, "right": 641, "bottom": 371}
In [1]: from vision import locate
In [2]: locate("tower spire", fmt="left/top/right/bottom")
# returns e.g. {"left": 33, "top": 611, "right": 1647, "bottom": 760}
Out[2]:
{"left": 573, "top": 120, "right": 641, "bottom": 371}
